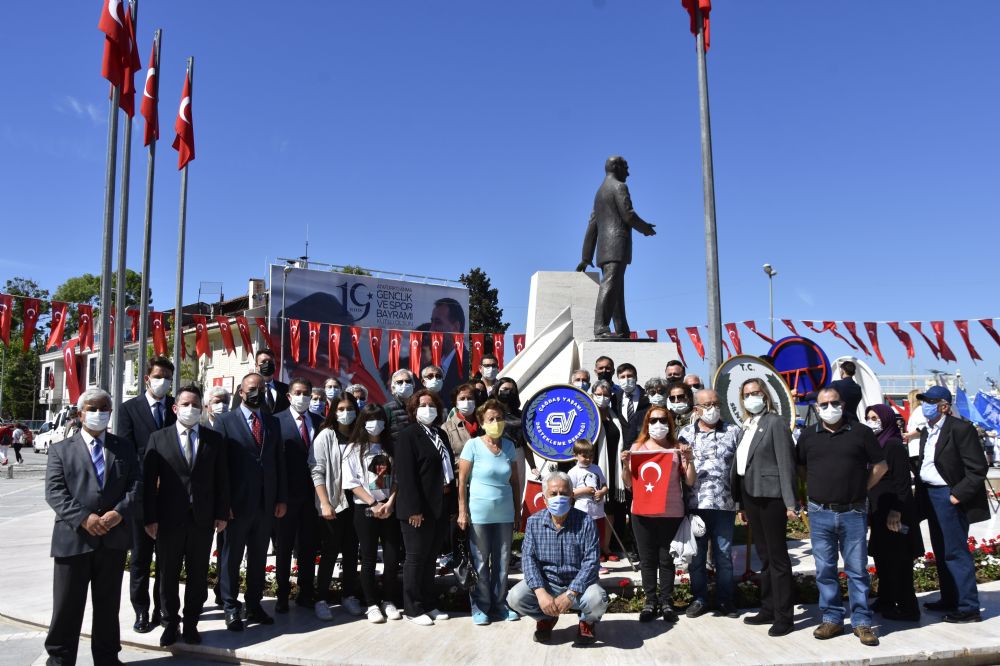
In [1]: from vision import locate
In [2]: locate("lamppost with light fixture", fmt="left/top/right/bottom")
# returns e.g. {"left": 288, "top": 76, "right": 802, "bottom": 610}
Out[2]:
{"left": 763, "top": 264, "right": 777, "bottom": 339}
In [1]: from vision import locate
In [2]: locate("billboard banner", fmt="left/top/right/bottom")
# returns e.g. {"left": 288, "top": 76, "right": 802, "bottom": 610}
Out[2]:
{"left": 268, "top": 266, "right": 469, "bottom": 404}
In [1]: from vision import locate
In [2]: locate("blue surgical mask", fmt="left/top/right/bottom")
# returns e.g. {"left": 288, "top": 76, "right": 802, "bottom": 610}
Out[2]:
{"left": 921, "top": 402, "right": 940, "bottom": 420}
{"left": 546, "top": 495, "right": 572, "bottom": 517}
{"left": 356, "top": 399, "right": 366, "bottom": 409}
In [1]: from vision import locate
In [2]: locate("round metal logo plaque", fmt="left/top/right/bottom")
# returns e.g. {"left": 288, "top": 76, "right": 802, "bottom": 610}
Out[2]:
{"left": 768, "top": 336, "right": 832, "bottom": 404}
{"left": 713, "top": 355, "right": 796, "bottom": 430}
{"left": 522, "top": 385, "right": 602, "bottom": 462}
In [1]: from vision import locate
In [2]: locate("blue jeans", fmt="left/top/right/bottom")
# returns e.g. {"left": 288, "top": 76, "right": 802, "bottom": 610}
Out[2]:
{"left": 506, "top": 579, "right": 608, "bottom": 623}
{"left": 690, "top": 509, "right": 736, "bottom": 606}
{"left": 808, "top": 502, "right": 872, "bottom": 626}
{"left": 468, "top": 522, "right": 513, "bottom": 617}
{"left": 925, "top": 485, "right": 980, "bottom": 613}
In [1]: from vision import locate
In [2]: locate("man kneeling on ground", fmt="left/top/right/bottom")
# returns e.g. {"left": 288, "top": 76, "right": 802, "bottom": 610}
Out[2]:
{"left": 507, "top": 471, "right": 608, "bottom": 645}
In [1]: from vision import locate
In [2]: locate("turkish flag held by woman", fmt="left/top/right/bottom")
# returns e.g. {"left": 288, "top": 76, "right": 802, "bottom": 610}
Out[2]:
{"left": 630, "top": 450, "right": 675, "bottom": 516}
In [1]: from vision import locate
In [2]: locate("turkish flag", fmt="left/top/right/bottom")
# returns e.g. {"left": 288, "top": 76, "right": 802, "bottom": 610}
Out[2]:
{"left": 743, "top": 320, "right": 775, "bottom": 345}
{"left": 630, "top": 450, "right": 675, "bottom": 516}
{"left": 151, "top": 311, "right": 168, "bottom": 355}
{"left": 930, "top": 321, "right": 958, "bottom": 362}
{"left": 179, "top": 326, "right": 190, "bottom": 360}
{"left": 99, "top": 0, "right": 128, "bottom": 88}
{"left": 215, "top": 316, "right": 236, "bottom": 355}
{"left": 288, "top": 319, "right": 301, "bottom": 363}
{"left": 452, "top": 333, "right": 465, "bottom": 378}
{"left": 888, "top": 396, "right": 909, "bottom": 422}
{"left": 63, "top": 338, "right": 82, "bottom": 405}
{"left": 952, "top": 321, "right": 981, "bottom": 362}
{"left": 430, "top": 332, "right": 444, "bottom": 366}
{"left": 140, "top": 42, "right": 158, "bottom": 146}
{"left": 863, "top": 322, "right": 885, "bottom": 364}
{"left": 77, "top": 304, "right": 94, "bottom": 351}
{"left": 629, "top": 331, "right": 639, "bottom": 340}
{"left": 328, "top": 324, "right": 342, "bottom": 371}
{"left": 471, "top": 333, "right": 485, "bottom": 372}
{"left": 235, "top": 316, "right": 254, "bottom": 354}
{"left": 492, "top": 334, "right": 505, "bottom": 369}
{"left": 723, "top": 323, "right": 743, "bottom": 355}
{"left": 666, "top": 328, "right": 688, "bottom": 367}
{"left": 254, "top": 317, "right": 279, "bottom": 359}
{"left": 108, "top": 309, "right": 116, "bottom": 350}
{"left": 350, "top": 326, "right": 363, "bottom": 364}
{"left": 684, "top": 326, "right": 704, "bottom": 361}
{"left": 21, "top": 298, "right": 41, "bottom": 352}
{"left": 979, "top": 319, "right": 1000, "bottom": 349}
{"left": 0, "top": 294, "right": 11, "bottom": 346}
{"left": 681, "top": 0, "right": 712, "bottom": 51}
{"left": 388, "top": 330, "right": 403, "bottom": 374}
{"left": 842, "top": 322, "right": 872, "bottom": 357}
{"left": 645, "top": 329, "right": 659, "bottom": 342}
{"left": 368, "top": 329, "right": 383, "bottom": 367}
{"left": 194, "top": 315, "right": 210, "bottom": 358}
{"left": 720, "top": 335, "right": 732, "bottom": 359}
{"left": 45, "top": 302, "right": 69, "bottom": 352}
{"left": 513, "top": 334, "right": 526, "bottom": 354}
{"left": 909, "top": 322, "right": 941, "bottom": 360}
{"left": 305, "top": 321, "right": 320, "bottom": 368}
{"left": 172, "top": 70, "right": 194, "bottom": 170}
{"left": 409, "top": 331, "right": 424, "bottom": 375}
{"left": 886, "top": 322, "right": 915, "bottom": 359}
{"left": 126, "top": 308, "right": 140, "bottom": 342}
{"left": 822, "top": 321, "right": 858, "bottom": 351}
{"left": 522, "top": 478, "right": 547, "bottom": 530}
{"left": 118, "top": 6, "right": 141, "bottom": 117}
{"left": 781, "top": 319, "right": 799, "bottom": 336}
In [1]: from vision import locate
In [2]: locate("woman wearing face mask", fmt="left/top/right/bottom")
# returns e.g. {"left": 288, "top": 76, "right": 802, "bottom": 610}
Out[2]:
{"left": 201, "top": 387, "right": 230, "bottom": 431}
{"left": 421, "top": 365, "right": 449, "bottom": 410}
{"left": 309, "top": 388, "right": 328, "bottom": 417}
{"left": 620, "top": 407, "right": 696, "bottom": 623}
{"left": 348, "top": 383, "right": 368, "bottom": 410}
{"left": 384, "top": 370, "right": 415, "bottom": 438}
{"left": 442, "top": 384, "right": 481, "bottom": 463}
{"left": 589, "top": 380, "right": 622, "bottom": 561}
{"left": 471, "top": 379, "right": 489, "bottom": 406}
{"left": 730, "top": 378, "right": 798, "bottom": 637}
{"left": 457, "top": 399, "right": 521, "bottom": 625}
{"left": 323, "top": 379, "right": 343, "bottom": 415}
{"left": 393, "top": 390, "right": 457, "bottom": 626}
{"left": 666, "top": 381, "right": 695, "bottom": 429}
{"left": 342, "top": 403, "right": 403, "bottom": 624}
{"left": 865, "top": 404, "right": 923, "bottom": 621}
{"left": 311, "top": 394, "right": 365, "bottom": 618}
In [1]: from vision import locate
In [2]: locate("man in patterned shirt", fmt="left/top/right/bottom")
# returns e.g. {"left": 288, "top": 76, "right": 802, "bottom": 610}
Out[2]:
{"left": 678, "top": 388, "right": 741, "bottom": 619}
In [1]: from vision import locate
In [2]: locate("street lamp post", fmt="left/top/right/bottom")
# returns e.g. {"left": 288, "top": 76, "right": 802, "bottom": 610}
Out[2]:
{"left": 763, "top": 264, "right": 777, "bottom": 339}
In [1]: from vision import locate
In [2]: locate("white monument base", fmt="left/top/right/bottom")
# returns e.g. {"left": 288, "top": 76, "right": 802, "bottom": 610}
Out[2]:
{"left": 578, "top": 340, "right": 679, "bottom": 385}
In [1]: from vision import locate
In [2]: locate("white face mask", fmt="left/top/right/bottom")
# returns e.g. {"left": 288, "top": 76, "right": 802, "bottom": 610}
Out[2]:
{"left": 481, "top": 366, "right": 498, "bottom": 381}
{"left": 365, "top": 420, "right": 385, "bottom": 436}
{"left": 325, "top": 387, "right": 341, "bottom": 401}
{"left": 393, "top": 382, "right": 414, "bottom": 399}
{"left": 210, "top": 401, "right": 228, "bottom": 415}
{"left": 620, "top": 377, "right": 637, "bottom": 392}
{"left": 744, "top": 395, "right": 766, "bottom": 415}
{"left": 819, "top": 405, "right": 844, "bottom": 425}
{"left": 423, "top": 378, "right": 444, "bottom": 393}
{"left": 866, "top": 418, "right": 883, "bottom": 434}
{"left": 649, "top": 393, "right": 666, "bottom": 406}
{"left": 416, "top": 406, "right": 438, "bottom": 425}
{"left": 699, "top": 406, "right": 721, "bottom": 425}
{"left": 456, "top": 399, "right": 476, "bottom": 416}
{"left": 290, "top": 394, "right": 311, "bottom": 414}
{"left": 148, "top": 377, "right": 171, "bottom": 399}
{"left": 336, "top": 410, "right": 357, "bottom": 425}
{"left": 593, "top": 395, "right": 610, "bottom": 408}
{"left": 177, "top": 405, "right": 201, "bottom": 428}
{"left": 667, "top": 401, "right": 689, "bottom": 414}
{"left": 84, "top": 410, "right": 111, "bottom": 432}
{"left": 648, "top": 422, "right": 670, "bottom": 440}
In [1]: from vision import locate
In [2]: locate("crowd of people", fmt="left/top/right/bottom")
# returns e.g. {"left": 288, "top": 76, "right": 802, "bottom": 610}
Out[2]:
{"left": 41, "top": 349, "right": 994, "bottom": 663}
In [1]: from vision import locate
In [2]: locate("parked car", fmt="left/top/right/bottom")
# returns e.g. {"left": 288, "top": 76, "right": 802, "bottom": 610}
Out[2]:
{"left": 33, "top": 409, "right": 75, "bottom": 454}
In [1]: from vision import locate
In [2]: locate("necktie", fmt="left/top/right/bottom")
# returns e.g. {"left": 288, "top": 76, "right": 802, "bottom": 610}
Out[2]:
{"left": 265, "top": 384, "right": 275, "bottom": 412}
{"left": 627, "top": 395, "right": 635, "bottom": 421}
{"left": 91, "top": 439, "right": 105, "bottom": 487}
{"left": 153, "top": 401, "right": 163, "bottom": 428}
{"left": 249, "top": 412, "right": 264, "bottom": 449}
{"left": 181, "top": 429, "right": 194, "bottom": 468}
{"left": 423, "top": 425, "right": 454, "bottom": 483}
{"left": 298, "top": 415, "right": 310, "bottom": 447}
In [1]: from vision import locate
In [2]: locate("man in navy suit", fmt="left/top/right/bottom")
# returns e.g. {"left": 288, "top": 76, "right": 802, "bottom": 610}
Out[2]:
{"left": 216, "top": 372, "right": 288, "bottom": 631}
{"left": 44, "top": 388, "right": 140, "bottom": 665}
{"left": 117, "top": 356, "right": 176, "bottom": 633}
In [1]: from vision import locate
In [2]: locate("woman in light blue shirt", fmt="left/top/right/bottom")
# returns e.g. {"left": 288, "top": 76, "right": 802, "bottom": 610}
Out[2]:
{"left": 457, "top": 399, "right": 521, "bottom": 625}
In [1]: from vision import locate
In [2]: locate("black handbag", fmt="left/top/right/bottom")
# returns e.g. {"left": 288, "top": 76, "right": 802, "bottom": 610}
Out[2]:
{"left": 451, "top": 530, "right": 478, "bottom": 591}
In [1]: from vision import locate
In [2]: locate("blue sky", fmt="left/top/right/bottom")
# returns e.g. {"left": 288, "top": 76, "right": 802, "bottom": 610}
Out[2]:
{"left": 1, "top": 1, "right": 998, "bottom": 391}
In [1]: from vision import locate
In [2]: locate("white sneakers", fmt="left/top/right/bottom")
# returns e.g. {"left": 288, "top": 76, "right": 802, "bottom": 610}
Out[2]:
{"left": 341, "top": 596, "right": 365, "bottom": 616}
{"left": 381, "top": 601, "right": 402, "bottom": 621}
{"left": 314, "top": 601, "right": 333, "bottom": 621}
{"left": 427, "top": 609, "right": 449, "bottom": 621}
{"left": 405, "top": 613, "right": 435, "bottom": 626}
{"left": 366, "top": 605, "right": 386, "bottom": 624}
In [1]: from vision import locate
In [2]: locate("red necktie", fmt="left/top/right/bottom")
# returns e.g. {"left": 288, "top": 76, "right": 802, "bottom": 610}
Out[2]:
{"left": 298, "top": 415, "right": 310, "bottom": 447}
{"left": 249, "top": 411, "right": 263, "bottom": 449}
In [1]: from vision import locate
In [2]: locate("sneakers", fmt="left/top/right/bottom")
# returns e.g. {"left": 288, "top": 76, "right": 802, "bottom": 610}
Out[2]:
{"left": 853, "top": 625, "right": 879, "bottom": 646}
{"left": 685, "top": 600, "right": 709, "bottom": 618}
{"left": 341, "top": 595, "right": 364, "bottom": 616}
{"left": 314, "top": 601, "right": 333, "bottom": 621}
{"left": 943, "top": 610, "right": 983, "bottom": 623}
{"left": 813, "top": 622, "right": 844, "bottom": 640}
{"left": 405, "top": 613, "right": 434, "bottom": 626}
{"left": 366, "top": 605, "right": 386, "bottom": 624}
{"left": 574, "top": 620, "right": 597, "bottom": 646}
{"left": 380, "top": 601, "right": 402, "bottom": 621}
{"left": 533, "top": 618, "right": 557, "bottom": 643}
{"left": 427, "top": 608, "right": 450, "bottom": 621}
{"left": 502, "top": 608, "right": 520, "bottom": 622}
{"left": 472, "top": 611, "right": 491, "bottom": 626}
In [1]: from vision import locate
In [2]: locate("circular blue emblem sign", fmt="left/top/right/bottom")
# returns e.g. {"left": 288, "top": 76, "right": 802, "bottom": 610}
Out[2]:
{"left": 522, "top": 385, "right": 602, "bottom": 462}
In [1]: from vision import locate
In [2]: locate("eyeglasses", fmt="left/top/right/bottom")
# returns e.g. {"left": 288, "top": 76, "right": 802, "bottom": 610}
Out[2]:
{"left": 423, "top": 373, "right": 443, "bottom": 380}
{"left": 742, "top": 390, "right": 764, "bottom": 399}
{"left": 647, "top": 388, "right": 666, "bottom": 396}
{"left": 817, "top": 400, "right": 843, "bottom": 409}
{"left": 649, "top": 417, "right": 671, "bottom": 425}
{"left": 697, "top": 402, "right": 720, "bottom": 409}
{"left": 394, "top": 380, "right": 413, "bottom": 386}
{"left": 481, "top": 363, "right": 498, "bottom": 369}
{"left": 690, "top": 384, "right": 705, "bottom": 390}
{"left": 667, "top": 395, "right": 688, "bottom": 403}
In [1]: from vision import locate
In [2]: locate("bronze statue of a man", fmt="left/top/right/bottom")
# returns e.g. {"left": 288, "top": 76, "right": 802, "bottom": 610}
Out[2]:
{"left": 577, "top": 156, "right": 656, "bottom": 339}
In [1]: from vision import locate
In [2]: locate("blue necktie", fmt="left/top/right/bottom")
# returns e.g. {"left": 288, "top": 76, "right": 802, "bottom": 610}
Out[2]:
{"left": 91, "top": 439, "right": 105, "bottom": 487}
{"left": 153, "top": 402, "right": 163, "bottom": 428}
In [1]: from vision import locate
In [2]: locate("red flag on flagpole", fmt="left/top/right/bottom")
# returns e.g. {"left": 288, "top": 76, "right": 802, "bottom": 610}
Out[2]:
{"left": 842, "top": 322, "right": 872, "bottom": 357}
{"left": 452, "top": 333, "right": 465, "bottom": 378}
{"left": 307, "top": 321, "right": 321, "bottom": 368}
{"left": 287, "top": 319, "right": 301, "bottom": 363}
{"left": 0, "top": 295, "right": 11, "bottom": 347}
{"left": 886, "top": 322, "right": 915, "bottom": 359}
{"left": 723, "top": 323, "right": 743, "bottom": 355}
{"left": 629, "top": 331, "right": 639, "bottom": 340}
{"left": 98, "top": 0, "right": 128, "bottom": 88}
{"left": 666, "top": 328, "right": 688, "bottom": 367}
{"left": 126, "top": 308, "right": 140, "bottom": 342}
{"left": 863, "top": 322, "right": 885, "bottom": 364}
{"left": 781, "top": 319, "right": 799, "bottom": 336}
{"left": 140, "top": 41, "right": 158, "bottom": 146}
{"left": 952, "top": 320, "right": 982, "bottom": 362}
{"left": 254, "top": 317, "right": 279, "bottom": 356}
{"left": 888, "top": 396, "right": 909, "bottom": 421}
{"left": 979, "top": 319, "right": 1000, "bottom": 348}
{"left": 470, "top": 334, "right": 485, "bottom": 372}
{"left": 215, "top": 316, "right": 236, "bottom": 355}
{"left": 107, "top": 309, "right": 116, "bottom": 350}
{"left": 179, "top": 325, "right": 190, "bottom": 360}
{"left": 63, "top": 338, "right": 82, "bottom": 405}
{"left": 350, "top": 326, "right": 363, "bottom": 364}
{"left": 409, "top": 331, "right": 424, "bottom": 375}
{"left": 151, "top": 311, "right": 168, "bottom": 355}
{"left": 76, "top": 304, "right": 94, "bottom": 351}
{"left": 815, "top": 321, "right": 858, "bottom": 350}
{"left": 683, "top": 327, "right": 704, "bottom": 361}
{"left": 645, "top": 330, "right": 659, "bottom": 342}
{"left": 327, "top": 324, "right": 342, "bottom": 371}
{"left": 193, "top": 315, "right": 209, "bottom": 358}
{"left": 368, "top": 329, "right": 383, "bottom": 368}
{"left": 235, "top": 316, "right": 254, "bottom": 354}
{"left": 118, "top": 5, "right": 141, "bottom": 117}
{"left": 21, "top": 298, "right": 41, "bottom": 352}
{"left": 742, "top": 321, "right": 775, "bottom": 345}
{"left": 430, "top": 332, "right": 444, "bottom": 367}
{"left": 908, "top": 322, "right": 941, "bottom": 359}
{"left": 172, "top": 70, "right": 194, "bottom": 169}
{"left": 492, "top": 334, "right": 505, "bottom": 369}
{"left": 681, "top": 0, "right": 712, "bottom": 51}
{"left": 929, "top": 321, "right": 957, "bottom": 362}
{"left": 388, "top": 330, "right": 403, "bottom": 374}
{"left": 45, "top": 302, "right": 69, "bottom": 352}
{"left": 630, "top": 450, "right": 676, "bottom": 516}
{"left": 720, "top": 335, "right": 732, "bottom": 359}
{"left": 513, "top": 334, "right": 526, "bottom": 355}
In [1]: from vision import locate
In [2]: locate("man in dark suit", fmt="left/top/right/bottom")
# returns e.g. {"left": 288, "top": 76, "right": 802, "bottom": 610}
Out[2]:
{"left": 217, "top": 372, "right": 288, "bottom": 630}
{"left": 914, "top": 385, "right": 989, "bottom": 623}
{"left": 117, "top": 355, "right": 175, "bottom": 633}
{"left": 232, "top": 349, "right": 290, "bottom": 415}
{"left": 143, "top": 385, "right": 230, "bottom": 646}
{"left": 44, "top": 389, "right": 140, "bottom": 666}
{"left": 273, "top": 377, "right": 323, "bottom": 614}
{"left": 576, "top": 155, "right": 657, "bottom": 339}
{"left": 612, "top": 362, "right": 648, "bottom": 446}
{"left": 796, "top": 361, "right": 864, "bottom": 421}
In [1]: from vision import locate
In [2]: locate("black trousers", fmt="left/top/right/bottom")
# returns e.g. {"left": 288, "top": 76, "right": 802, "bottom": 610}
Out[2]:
{"left": 45, "top": 548, "right": 127, "bottom": 666}
{"left": 354, "top": 508, "right": 402, "bottom": 607}
{"left": 400, "top": 514, "right": 447, "bottom": 617}
{"left": 742, "top": 485, "right": 794, "bottom": 624}
{"left": 220, "top": 508, "right": 273, "bottom": 613}
{"left": 276, "top": 496, "right": 318, "bottom": 602}
{"left": 871, "top": 529, "right": 918, "bottom": 614}
{"left": 129, "top": 513, "right": 160, "bottom": 615}
{"left": 594, "top": 260, "right": 629, "bottom": 336}
{"left": 156, "top": 516, "right": 215, "bottom": 626}
{"left": 631, "top": 515, "right": 682, "bottom": 607}
{"left": 315, "top": 504, "right": 361, "bottom": 603}
{"left": 12, "top": 441, "right": 23, "bottom": 463}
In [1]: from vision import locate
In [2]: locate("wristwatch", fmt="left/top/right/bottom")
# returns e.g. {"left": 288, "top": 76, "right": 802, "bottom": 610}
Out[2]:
{"left": 565, "top": 590, "right": 578, "bottom": 600}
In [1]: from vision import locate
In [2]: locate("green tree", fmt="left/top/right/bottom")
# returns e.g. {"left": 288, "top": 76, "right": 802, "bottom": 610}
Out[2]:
{"left": 337, "top": 265, "right": 372, "bottom": 276}
{"left": 52, "top": 269, "right": 148, "bottom": 332}
{"left": 0, "top": 277, "right": 50, "bottom": 420}
{"left": 459, "top": 267, "right": 509, "bottom": 353}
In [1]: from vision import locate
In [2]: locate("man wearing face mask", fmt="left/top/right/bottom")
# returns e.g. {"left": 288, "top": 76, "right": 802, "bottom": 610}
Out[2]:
{"left": 142, "top": 385, "right": 229, "bottom": 647}
{"left": 506, "top": 471, "right": 608, "bottom": 646}
{"left": 118, "top": 356, "right": 176, "bottom": 633}
{"left": 273, "top": 377, "right": 324, "bottom": 615}
{"left": 202, "top": 387, "right": 231, "bottom": 431}
{"left": 796, "top": 387, "right": 887, "bottom": 646}
{"left": 44, "top": 389, "right": 140, "bottom": 666}
{"left": 914, "top": 385, "right": 989, "bottom": 623}
{"left": 664, "top": 360, "right": 685, "bottom": 383}
{"left": 215, "top": 372, "right": 288, "bottom": 631}
{"left": 795, "top": 361, "right": 864, "bottom": 422}
{"left": 384, "top": 369, "right": 415, "bottom": 438}
{"left": 613, "top": 363, "right": 647, "bottom": 446}
{"left": 666, "top": 381, "right": 696, "bottom": 429}
{"left": 347, "top": 383, "right": 368, "bottom": 410}
{"left": 323, "top": 378, "right": 343, "bottom": 413}
{"left": 232, "top": 350, "right": 290, "bottom": 415}
{"left": 309, "top": 388, "right": 328, "bottom": 417}
{"left": 421, "top": 364, "right": 449, "bottom": 410}
{"left": 593, "top": 356, "right": 620, "bottom": 396}
{"left": 684, "top": 375, "right": 704, "bottom": 392}
{"left": 677, "top": 389, "right": 742, "bottom": 618}
{"left": 478, "top": 353, "right": 501, "bottom": 396}
{"left": 570, "top": 369, "right": 591, "bottom": 393}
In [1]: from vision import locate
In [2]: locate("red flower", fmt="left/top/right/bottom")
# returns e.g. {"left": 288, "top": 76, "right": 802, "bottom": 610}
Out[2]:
{"left": 265, "top": 564, "right": 275, "bottom": 573}
{"left": 925, "top": 552, "right": 935, "bottom": 560}
{"left": 212, "top": 550, "right": 219, "bottom": 557}
{"left": 982, "top": 546, "right": 994, "bottom": 555}
{"left": 675, "top": 569, "right": 684, "bottom": 576}
{"left": 315, "top": 556, "right": 322, "bottom": 565}
{"left": 968, "top": 544, "right": 976, "bottom": 552}
{"left": 867, "top": 566, "right": 877, "bottom": 574}
{"left": 838, "top": 572, "right": 848, "bottom": 579}
{"left": 618, "top": 579, "right": 630, "bottom": 588}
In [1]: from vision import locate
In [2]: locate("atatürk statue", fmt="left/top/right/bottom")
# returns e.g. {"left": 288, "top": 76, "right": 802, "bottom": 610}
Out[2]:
{"left": 577, "top": 156, "right": 656, "bottom": 339}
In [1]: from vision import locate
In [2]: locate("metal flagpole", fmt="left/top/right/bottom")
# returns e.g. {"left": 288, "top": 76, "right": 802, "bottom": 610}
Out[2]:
{"left": 99, "top": 88, "right": 122, "bottom": 392}
{"left": 172, "top": 57, "right": 193, "bottom": 396}
{"left": 137, "top": 29, "right": 161, "bottom": 387}
{"left": 693, "top": 3, "right": 723, "bottom": 382}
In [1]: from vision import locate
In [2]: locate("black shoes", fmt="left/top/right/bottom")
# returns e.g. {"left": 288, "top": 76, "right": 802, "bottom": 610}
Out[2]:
{"left": 275, "top": 598, "right": 290, "bottom": 614}
{"left": 639, "top": 605, "right": 659, "bottom": 623}
{"left": 882, "top": 608, "right": 921, "bottom": 622}
{"left": 685, "top": 600, "right": 709, "bottom": 618}
{"left": 159, "top": 624, "right": 179, "bottom": 647}
{"left": 244, "top": 606, "right": 275, "bottom": 625}
{"left": 133, "top": 611, "right": 153, "bottom": 634}
{"left": 224, "top": 611, "right": 244, "bottom": 632}
{"left": 533, "top": 618, "right": 557, "bottom": 643}
{"left": 716, "top": 604, "right": 740, "bottom": 618}
{"left": 661, "top": 608, "right": 679, "bottom": 623}
{"left": 768, "top": 622, "right": 794, "bottom": 637}
{"left": 182, "top": 624, "right": 202, "bottom": 644}
{"left": 943, "top": 610, "right": 983, "bottom": 623}
{"left": 743, "top": 612, "right": 775, "bottom": 625}
{"left": 923, "top": 600, "right": 957, "bottom": 612}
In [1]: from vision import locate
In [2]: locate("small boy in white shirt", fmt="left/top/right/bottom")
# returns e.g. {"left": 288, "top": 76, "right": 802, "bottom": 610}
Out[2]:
{"left": 567, "top": 439, "right": 608, "bottom": 570}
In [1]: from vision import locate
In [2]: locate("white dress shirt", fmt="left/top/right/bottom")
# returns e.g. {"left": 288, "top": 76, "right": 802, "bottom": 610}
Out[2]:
{"left": 736, "top": 415, "right": 762, "bottom": 476}
{"left": 175, "top": 422, "right": 200, "bottom": 461}
{"left": 919, "top": 415, "right": 950, "bottom": 487}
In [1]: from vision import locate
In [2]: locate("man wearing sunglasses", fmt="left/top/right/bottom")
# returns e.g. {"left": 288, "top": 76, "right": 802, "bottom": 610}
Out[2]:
{"left": 796, "top": 387, "right": 887, "bottom": 646}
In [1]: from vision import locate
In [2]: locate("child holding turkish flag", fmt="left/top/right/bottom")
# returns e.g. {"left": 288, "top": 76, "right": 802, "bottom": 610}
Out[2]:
{"left": 621, "top": 407, "right": 696, "bottom": 623}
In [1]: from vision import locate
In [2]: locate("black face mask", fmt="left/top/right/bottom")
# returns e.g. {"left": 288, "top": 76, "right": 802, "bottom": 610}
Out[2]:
{"left": 243, "top": 388, "right": 263, "bottom": 409}
{"left": 497, "top": 390, "right": 514, "bottom": 405}
{"left": 258, "top": 360, "right": 275, "bottom": 377}
{"left": 596, "top": 370, "right": 613, "bottom": 383}
{"left": 474, "top": 389, "right": 488, "bottom": 404}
